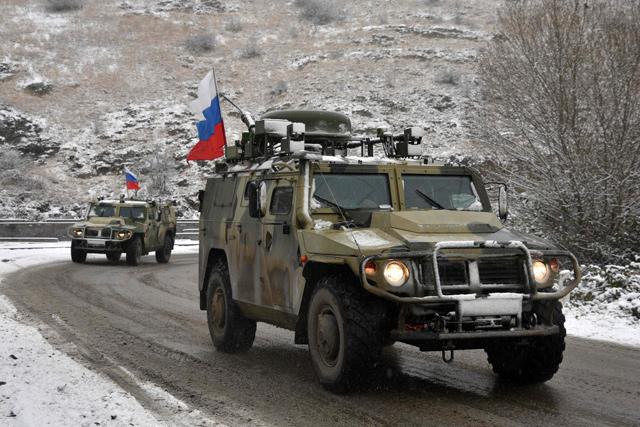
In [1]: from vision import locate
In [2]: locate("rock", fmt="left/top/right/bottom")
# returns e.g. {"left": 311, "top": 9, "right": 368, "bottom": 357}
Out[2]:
{"left": 23, "top": 81, "right": 53, "bottom": 96}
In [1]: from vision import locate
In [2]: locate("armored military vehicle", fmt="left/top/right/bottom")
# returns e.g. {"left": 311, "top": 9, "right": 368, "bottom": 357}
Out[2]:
{"left": 68, "top": 197, "right": 176, "bottom": 266}
{"left": 197, "top": 110, "right": 581, "bottom": 392}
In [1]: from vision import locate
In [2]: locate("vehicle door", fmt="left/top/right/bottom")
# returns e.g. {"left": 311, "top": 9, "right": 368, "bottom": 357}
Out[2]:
{"left": 146, "top": 206, "right": 159, "bottom": 250}
{"left": 227, "top": 178, "right": 262, "bottom": 305}
{"left": 259, "top": 180, "right": 298, "bottom": 310}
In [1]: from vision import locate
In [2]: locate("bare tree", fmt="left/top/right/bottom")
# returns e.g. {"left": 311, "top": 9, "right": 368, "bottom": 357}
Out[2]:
{"left": 476, "top": 0, "right": 640, "bottom": 262}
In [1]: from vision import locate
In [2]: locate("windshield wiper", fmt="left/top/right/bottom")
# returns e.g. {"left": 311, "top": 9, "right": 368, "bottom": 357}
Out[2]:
{"left": 313, "top": 195, "right": 351, "bottom": 218}
{"left": 313, "top": 195, "right": 361, "bottom": 227}
{"left": 415, "top": 189, "right": 445, "bottom": 210}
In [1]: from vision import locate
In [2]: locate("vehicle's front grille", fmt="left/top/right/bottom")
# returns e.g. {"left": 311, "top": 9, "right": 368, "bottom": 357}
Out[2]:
{"left": 478, "top": 259, "right": 523, "bottom": 285}
{"left": 431, "top": 257, "right": 526, "bottom": 295}
{"left": 438, "top": 260, "right": 467, "bottom": 286}
{"left": 85, "top": 228, "right": 111, "bottom": 239}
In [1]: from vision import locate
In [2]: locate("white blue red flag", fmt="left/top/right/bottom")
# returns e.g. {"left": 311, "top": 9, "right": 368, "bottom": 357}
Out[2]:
{"left": 124, "top": 167, "right": 140, "bottom": 190}
{"left": 188, "top": 70, "right": 227, "bottom": 161}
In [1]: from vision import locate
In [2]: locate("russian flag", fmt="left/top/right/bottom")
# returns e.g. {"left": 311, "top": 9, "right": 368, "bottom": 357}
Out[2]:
{"left": 124, "top": 167, "right": 140, "bottom": 190}
{"left": 187, "top": 70, "right": 227, "bottom": 161}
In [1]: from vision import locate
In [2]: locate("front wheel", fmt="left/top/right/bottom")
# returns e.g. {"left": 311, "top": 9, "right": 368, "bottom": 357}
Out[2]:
{"left": 206, "top": 263, "right": 256, "bottom": 353}
{"left": 106, "top": 252, "right": 121, "bottom": 263}
{"left": 70, "top": 241, "right": 87, "bottom": 264}
{"left": 307, "top": 273, "right": 387, "bottom": 392}
{"left": 126, "top": 237, "right": 142, "bottom": 266}
{"left": 485, "top": 301, "right": 566, "bottom": 383}
{"left": 155, "top": 235, "right": 173, "bottom": 264}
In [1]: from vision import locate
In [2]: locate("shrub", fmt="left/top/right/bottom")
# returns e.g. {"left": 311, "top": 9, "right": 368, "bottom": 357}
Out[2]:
{"left": 240, "top": 35, "right": 262, "bottom": 59}
{"left": 475, "top": 0, "right": 640, "bottom": 263}
{"left": 185, "top": 34, "right": 216, "bottom": 55}
{"left": 270, "top": 80, "right": 288, "bottom": 96}
{"left": 294, "top": 0, "right": 345, "bottom": 25}
{"left": 224, "top": 18, "right": 243, "bottom": 33}
{"left": 45, "top": 0, "right": 83, "bottom": 12}
{"left": 434, "top": 69, "right": 460, "bottom": 85}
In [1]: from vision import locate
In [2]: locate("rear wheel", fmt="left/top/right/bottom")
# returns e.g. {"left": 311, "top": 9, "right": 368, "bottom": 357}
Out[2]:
{"left": 106, "top": 252, "right": 121, "bottom": 263}
{"left": 155, "top": 235, "right": 173, "bottom": 264}
{"left": 206, "top": 262, "right": 256, "bottom": 353}
{"left": 126, "top": 237, "right": 142, "bottom": 266}
{"left": 70, "top": 241, "right": 86, "bottom": 264}
{"left": 307, "top": 273, "right": 388, "bottom": 393}
{"left": 485, "top": 301, "right": 566, "bottom": 383}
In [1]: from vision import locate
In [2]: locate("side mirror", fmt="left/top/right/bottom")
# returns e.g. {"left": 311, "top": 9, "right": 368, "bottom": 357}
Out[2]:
{"left": 248, "top": 181, "right": 267, "bottom": 218}
{"left": 498, "top": 185, "right": 509, "bottom": 221}
{"left": 248, "top": 182, "right": 260, "bottom": 218}
{"left": 197, "top": 190, "right": 204, "bottom": 212}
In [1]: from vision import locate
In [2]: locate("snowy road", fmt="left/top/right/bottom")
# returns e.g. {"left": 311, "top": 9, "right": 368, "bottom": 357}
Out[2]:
{"left": 2, "top": 253, "right": 640, "bottom": 426}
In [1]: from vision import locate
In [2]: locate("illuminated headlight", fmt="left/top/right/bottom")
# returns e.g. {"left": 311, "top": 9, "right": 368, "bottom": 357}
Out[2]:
{"left": 383, "top": 260, "right": 409, "bottom": 287}
{"left": 532, "top": 260, "right": 550, "bottom": 284}
{"left": 72, "top": 228, "right": 83, "bottom": 238}
{"left": 115, "top": 230, "right": 132, "bottom": 240}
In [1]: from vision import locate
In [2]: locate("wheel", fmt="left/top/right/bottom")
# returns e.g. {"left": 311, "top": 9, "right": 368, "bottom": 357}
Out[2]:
{"left": 70, "top": 241, "right": 87, "bottom": 264}
{"left": 206, "top": 262, "right": 256, "bottom": 353}
{"left": 126, "top": 236, "right": 142, "bottom": 266}
{"left": 307, "top": 272, "right": 388, "bottom": 392}
{"left": 155, "top": 234, "right": 173, "bottom": 264}
{"left": 485, "top": 301, "right": 566, "bottom": 383}
{"left": 106, "top": 252, "right": 121, "bottom": 263}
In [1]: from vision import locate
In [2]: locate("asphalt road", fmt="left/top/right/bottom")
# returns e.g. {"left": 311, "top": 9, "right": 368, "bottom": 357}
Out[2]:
{"left": 3, "top": 254, "right": 639, "bottom": 426}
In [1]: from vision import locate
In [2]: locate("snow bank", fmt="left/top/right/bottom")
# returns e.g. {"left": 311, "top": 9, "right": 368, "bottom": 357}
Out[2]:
{"left": 564, "top": 263, "right": 640, "bottom": 346}
{"left": 0, "top": 241, "right": 199, "bottom": 424}
{"left": 0, "top": 295, "right": 162, "bottom": 425}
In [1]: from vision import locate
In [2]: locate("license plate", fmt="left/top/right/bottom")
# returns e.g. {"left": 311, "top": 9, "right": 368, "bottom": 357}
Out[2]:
{"left": 86, "top": 239, "right": 106, "bottom": 247}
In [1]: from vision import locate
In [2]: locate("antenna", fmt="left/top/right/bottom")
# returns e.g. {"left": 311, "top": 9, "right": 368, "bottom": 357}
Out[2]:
{"left": 218, "top": 93, "right": 255, "bottom": 131}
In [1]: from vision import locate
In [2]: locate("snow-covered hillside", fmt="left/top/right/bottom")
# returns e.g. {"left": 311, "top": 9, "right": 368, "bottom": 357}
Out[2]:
{"left": 0, "top": 0, "right": 495, "bottom": 219}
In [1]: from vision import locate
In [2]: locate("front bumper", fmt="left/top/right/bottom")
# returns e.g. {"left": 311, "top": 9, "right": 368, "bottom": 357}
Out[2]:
{"left": 360, "top": 240, "right": 582, "bottom": 304}
{"left": 391, "top": 325, "right": 560, "bottom": 351}
{"left": 360, "top": 240, "right": 580, "bottom": 341}
{"left": 72, "top": 238, "right": 128, "bottom": 253}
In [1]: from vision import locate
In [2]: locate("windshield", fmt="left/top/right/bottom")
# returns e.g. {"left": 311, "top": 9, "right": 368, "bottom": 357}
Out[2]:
{"left": 88, "top": 204, "right": 116, "bottom": 218}
{"left": 312, "top": 173, "right": 391, "bottom": 210}
{"left": 119, "top": 206, "right": 146, "bottom": 221}
{"left": 403, "top": 175, "right": 483, "bottom": 211}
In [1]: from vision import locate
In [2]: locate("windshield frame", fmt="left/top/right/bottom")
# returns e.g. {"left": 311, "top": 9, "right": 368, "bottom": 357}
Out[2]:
{"left": 397, "top": 167, "right": 491, "bottom": 212}
{"left": 310, "top": 166, "right": 399, "bottom": 212}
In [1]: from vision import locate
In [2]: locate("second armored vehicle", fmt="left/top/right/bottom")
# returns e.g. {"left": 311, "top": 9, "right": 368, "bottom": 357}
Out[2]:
{"left": 68, "top": 198, "right": 176, "bottom": 265}
{"left": 197, "top": 110, "right": 582, "bottom": 392}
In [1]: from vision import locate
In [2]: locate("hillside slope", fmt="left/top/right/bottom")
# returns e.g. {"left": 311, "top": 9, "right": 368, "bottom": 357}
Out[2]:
{"left": 0, "top": 0, "right": 498, "bottom": 218}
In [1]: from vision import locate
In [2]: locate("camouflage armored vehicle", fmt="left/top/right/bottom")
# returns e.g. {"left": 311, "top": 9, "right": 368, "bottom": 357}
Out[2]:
{"left": 197, "top": 110, "right": 581, "bottom": 391}
{"left": 68, "top": 197, "right": 176, "bottom": 266}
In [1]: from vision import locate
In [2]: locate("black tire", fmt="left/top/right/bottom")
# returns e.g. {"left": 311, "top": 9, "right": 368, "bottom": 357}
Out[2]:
{"left": 106, "top": 252, "right": 121, "bottom": 263}
{"left": 126, "top": 236, "right": 142, "bottom": 266}
{"left": 485, "top": 301, "right": 566, "bottom": 383}
{"left": 307, "top": 272, "right": 388, "bottom": 392}
{"left": 206, "top": 262, "right": 256, "bottom": 353}
{"left": 155, "top": 234, "right": 173, "bottom": 264}
{"left": 70, "top": 241, "right": 87, "bottom": 264}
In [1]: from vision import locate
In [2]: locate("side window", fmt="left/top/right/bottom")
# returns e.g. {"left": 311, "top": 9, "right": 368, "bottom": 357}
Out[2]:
{"left": 270, "top": 187, "right": 293, "bottom": 215}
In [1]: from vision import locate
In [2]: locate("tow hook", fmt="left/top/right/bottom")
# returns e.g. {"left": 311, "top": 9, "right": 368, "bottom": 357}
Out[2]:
{"left": 442, "top": 344, "right": 455, "bottom": 363}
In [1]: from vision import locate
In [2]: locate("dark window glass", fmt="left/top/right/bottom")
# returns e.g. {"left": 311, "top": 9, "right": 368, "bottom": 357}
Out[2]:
{"left": 119, "top": 207, "right": 146, "bottom": 220}
{"left": 312, "top": 174, "right": 391, "bottom": 210}
{"left": 270, "top": 187, "right": 294, "bottom": 215}
{"left": 403, "top": 175, "right": 482, "bottom": 211}
{"left": 88, "top": 204, "right": 116, "bottom": 218}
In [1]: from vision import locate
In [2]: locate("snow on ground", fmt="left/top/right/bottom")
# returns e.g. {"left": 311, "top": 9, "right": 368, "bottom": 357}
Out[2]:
{"left": 0, "top": 241, "right": 199, "bottom": 425}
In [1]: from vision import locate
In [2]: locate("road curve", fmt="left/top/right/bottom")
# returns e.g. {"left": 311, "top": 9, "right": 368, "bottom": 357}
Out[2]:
{"left": 2, "top": 254, "right": 639, "bottom": 426}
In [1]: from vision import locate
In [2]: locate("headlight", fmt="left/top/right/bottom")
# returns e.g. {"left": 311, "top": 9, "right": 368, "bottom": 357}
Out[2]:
{"left": 383, "top": 260, "right": 409, "bottom": 287}
{"left": 115, "top": 230, "right": 132, "bottom": 240}
{"left": 532, "top": 260, "right": 550, "bottom": 284}
{"left": 72, "top": 228, "right": 83, "bottom": 238}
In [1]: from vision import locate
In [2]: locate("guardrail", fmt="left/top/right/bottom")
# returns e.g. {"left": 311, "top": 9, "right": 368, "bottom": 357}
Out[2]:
{"left": 0, "top": 220, "right": 200, "bottom": 241}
